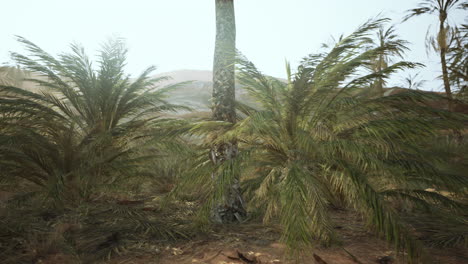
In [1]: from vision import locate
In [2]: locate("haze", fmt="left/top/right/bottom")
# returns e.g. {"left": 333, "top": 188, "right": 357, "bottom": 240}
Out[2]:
{"left": 1, "top": 0, "right": 466, "bottom": 90}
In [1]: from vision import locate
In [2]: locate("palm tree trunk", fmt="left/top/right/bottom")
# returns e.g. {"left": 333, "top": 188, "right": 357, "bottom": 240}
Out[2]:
{"left": 439, "top": 14, "right": 453, "bottom": 110}
{"left": 213, "top": 0, "right": 236, "bottom": 123}
{"left": 440, "top": 49, "right": 453, "bottom": 108}
{"left": 376, "top": 55, "right": 384, "bottom": 96}
{"left": 211, "top": 0, "right": 246, "bottom": 223}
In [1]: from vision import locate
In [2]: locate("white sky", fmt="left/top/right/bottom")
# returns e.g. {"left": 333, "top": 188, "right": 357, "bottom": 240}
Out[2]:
{"left": 1, "top": 0, "right": 466, "bottom": 91}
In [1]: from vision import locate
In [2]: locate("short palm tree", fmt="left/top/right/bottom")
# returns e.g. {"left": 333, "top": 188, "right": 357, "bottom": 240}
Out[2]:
{"left": 400, "top": 73, "right": 428, "bottom": 90}
{"left": 0, "top": 37, "right": 186, "bottom": 205}
{"left": 184, "top": 18, "right": 467, "bottom": 261}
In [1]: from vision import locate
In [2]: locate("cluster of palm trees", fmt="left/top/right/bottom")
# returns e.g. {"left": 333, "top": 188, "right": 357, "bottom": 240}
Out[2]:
{"left": 0, "top": 0, "right": 466, "bottom": 263}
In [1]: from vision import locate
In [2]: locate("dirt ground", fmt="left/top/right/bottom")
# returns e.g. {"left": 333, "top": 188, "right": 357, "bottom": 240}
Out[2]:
{"left": 105, "top": 210, "right": 467, "bottom": 264}
{"left": 2, "top": 190, "right": 466, "bottom": 264}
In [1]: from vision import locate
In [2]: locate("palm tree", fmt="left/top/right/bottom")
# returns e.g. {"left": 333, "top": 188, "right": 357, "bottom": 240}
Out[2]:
{"left": 211, "top": 0, "right": 246, "bottom": 223}
{"left": 400, "top": 73, "right": 428, "bottom": 90}
{"left": 185, "top": 18, "right": 467, "bottom": 260}
{"left": 403, "top": 0, "right": 467, "bottom": 107}
{"left": 0, "top": 37, "right": 186, "bottom": 205}
{"left": 447, "top": 24, "right": 468, "bottom": 100}
{"left": 369, "top": 24, "right": 410, "bottom": 95}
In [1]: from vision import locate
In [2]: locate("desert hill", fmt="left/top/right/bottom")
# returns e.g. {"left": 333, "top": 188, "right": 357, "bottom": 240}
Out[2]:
{"left": 155, "top": 69, "right": 252, "bottom": 112}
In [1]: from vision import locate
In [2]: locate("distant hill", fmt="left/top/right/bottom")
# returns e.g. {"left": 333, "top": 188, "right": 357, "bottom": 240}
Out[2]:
{"left": 7, "top": 68, "right": 465, "bottom": 116}
{"left": 155, "top": 70, "right": 212, "bottom": 112}
{"left": 1, "top": 69, "right": 262, "bottom": 114}
{"left": 155, "top": 69, "right": 213, "bottom": 84}
{"left": 156, "top": 70, "right": 253, "bottom": 112}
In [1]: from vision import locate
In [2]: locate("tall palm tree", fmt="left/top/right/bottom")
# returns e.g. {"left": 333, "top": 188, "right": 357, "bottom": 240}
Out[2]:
{"left": 403, "top": 0, "right": 467, "bottom": 107}
{"left": 369, "top": 25, "right": 410, "bottom": 95}
{"left": 0, "top": 37, "right": 186, "bottom": 205}
{"left": 185, "top": 18, "right": 467, "bottom": 260}
{"left": 447, "top": 24, "right": 468, "bottom": 100}
{"left": 211, "top": 0, "right": 246, "bottom": 223}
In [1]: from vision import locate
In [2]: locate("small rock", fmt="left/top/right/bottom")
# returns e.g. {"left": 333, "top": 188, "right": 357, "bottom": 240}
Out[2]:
{"left": 172, "top": 247, "right": 183, "bottom": 255}
{"left": 377, "top": 255, "right": 393, "bottom": 264}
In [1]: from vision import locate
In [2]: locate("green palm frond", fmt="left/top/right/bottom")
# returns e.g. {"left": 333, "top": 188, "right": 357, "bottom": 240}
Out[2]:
{"left": 0, "top": 37, "right": 188, "bottom": 205}
{"left": 179, "top": 17, "right": 467, "bottom": 262}
{"left": 403, "top": 0, "right": 462, "bottom": 22}
{"left": 447, "top": 24, "right": 468, "bottom": 98}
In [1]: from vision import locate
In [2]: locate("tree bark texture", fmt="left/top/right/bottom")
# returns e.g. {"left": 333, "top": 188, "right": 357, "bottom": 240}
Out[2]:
{"left": 211, "top": 0, "right": 246, "bottom": 223}
{"left": 213, "top": 0, "right": 236, "bottom": 123}
{"left": 438, "top": 11, "right": 453, "bottom": 110}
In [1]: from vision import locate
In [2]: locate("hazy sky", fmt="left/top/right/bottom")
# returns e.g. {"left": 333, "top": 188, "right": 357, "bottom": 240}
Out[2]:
{"left": 1, "top": 0, "right": 466, "bottom": 91}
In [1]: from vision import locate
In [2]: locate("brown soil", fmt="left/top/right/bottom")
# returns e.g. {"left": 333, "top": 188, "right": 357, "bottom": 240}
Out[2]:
{"left": 2, "top": 192, "right": 466, "bottom": 264}
{"left": 105, "top": 209, "right": 467, "bottom": 264}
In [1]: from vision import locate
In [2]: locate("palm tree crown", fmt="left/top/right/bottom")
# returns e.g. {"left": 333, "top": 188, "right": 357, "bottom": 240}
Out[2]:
{"left": 183, "top": 18, "right": 467, "bottom": 260}
{"left": 0, "top": 37, "right": 186, "bottom": 205}
{"left": 403, "top": 0, "right": 467, "bottom": 103}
